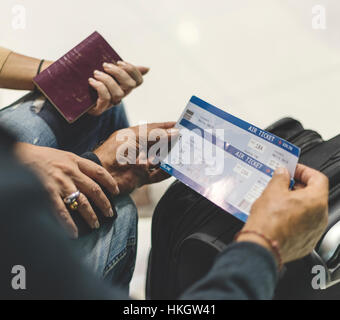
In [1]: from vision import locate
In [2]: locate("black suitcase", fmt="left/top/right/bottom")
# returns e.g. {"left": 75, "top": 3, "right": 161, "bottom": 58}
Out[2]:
{"left": 146, "top": 118, "right": 340, "bottom": 300}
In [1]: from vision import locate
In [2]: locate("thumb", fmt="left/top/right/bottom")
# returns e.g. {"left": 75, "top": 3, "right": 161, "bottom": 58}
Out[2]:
{"left": 265, "top": 167, "right": 291, "bottom": 194}
{"left": 137, "top": 66, "right": 150, "bottom": 75}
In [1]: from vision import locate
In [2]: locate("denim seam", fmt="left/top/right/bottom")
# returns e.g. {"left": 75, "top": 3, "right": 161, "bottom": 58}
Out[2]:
{"left": 102, "top": 237, "right": 136, "bottom": 278}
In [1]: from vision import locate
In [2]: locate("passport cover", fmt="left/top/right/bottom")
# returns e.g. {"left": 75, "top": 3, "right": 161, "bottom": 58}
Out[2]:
{"left": 33, "top": 31, "right": 122, "bottom": 123}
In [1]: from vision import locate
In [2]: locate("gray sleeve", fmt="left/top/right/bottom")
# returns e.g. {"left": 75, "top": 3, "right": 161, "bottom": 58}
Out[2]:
{"left": 180, "top": 241, "right": 278, "bottom": 300}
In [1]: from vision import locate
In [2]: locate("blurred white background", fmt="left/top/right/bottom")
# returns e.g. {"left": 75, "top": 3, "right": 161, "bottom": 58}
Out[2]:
{"left": 1, "top": 0, "right": 340, "bottom": 299}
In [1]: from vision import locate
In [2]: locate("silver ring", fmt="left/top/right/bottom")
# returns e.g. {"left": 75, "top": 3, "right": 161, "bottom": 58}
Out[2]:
{"left": 63, "top": 190, "right": 80, "bottom": 204}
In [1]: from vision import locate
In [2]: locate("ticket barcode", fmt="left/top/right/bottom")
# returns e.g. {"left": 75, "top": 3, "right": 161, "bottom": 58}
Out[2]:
{"left": 183, "top": 109, "right": 194, "bottom": 121}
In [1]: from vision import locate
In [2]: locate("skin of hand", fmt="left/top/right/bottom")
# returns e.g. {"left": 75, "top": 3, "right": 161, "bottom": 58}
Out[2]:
{"left": 237, "top": 164, "right": 329, "bottom": 265}
{"left": 94, "top": 122, "right": 178, "bottom": 194}
{"left": 88, "top": 61, "right": 149, "bottom": 116}
{"left": 0, "top": 50, "right": 148, "bottom": 115}
{"left": 15, "top": 143, "right": 120, "bottom": 239}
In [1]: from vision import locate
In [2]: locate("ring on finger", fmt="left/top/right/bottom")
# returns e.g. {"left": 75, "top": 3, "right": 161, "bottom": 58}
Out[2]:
{"left": 64, "top": 191, "right": 80, "bottom": 211}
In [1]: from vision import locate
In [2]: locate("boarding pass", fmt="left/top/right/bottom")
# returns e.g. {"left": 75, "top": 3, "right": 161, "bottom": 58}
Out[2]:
{"left": 161, "top": 96, "right": 300, "bottom": 222}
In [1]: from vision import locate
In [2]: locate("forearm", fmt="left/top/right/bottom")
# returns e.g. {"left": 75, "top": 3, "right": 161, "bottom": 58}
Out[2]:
{"left": 180, "top": 242, "right": 278, "bottom": 300}
{"left": 0, "top": 51, "right": 52, "bottom": 90}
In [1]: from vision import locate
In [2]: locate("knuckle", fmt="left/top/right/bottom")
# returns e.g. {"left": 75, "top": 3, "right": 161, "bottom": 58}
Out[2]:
{"left": 101, "top": 73, "right": 111, "bottom": 81}
{"left": 96, "top": 167, "right": 106, "bottom": 177}
{"left": 58, "top": 210, "right": 69, "bottom": 221}
{"left": 101, "top": 91, "right": 110, "bottom": 101}
{"left": 97, "top": 82, "right": 106, "bottom": 89}
{"left": 104, "top": 201, "right": 112, "bottom": 211}
{"left": 116, "top": 68, "right": 125, "bottom": 77}
{"left": 126, "top": 79, "right": 137, "bottom": 89}
{"left": 52, "top": 172, "right": 66, "bottom": 184}
{"left": 124, "top": 63, "right": 134, "bottom": 72}
{"left": 105, "top": 92, "right": 112, "bottom": 102}
{"left": 79, "top": 201, "right": 89, "bottom": 210}
{"left": 65, "top": 220, "right": 75, "bottom": 230}
{"left": 91, "top": 184, "right": 102, "bottom": 196}
{"left": 114, "top": 89, "right": 125, "bottom": 99}
{"left": 66, "top": 151, "right": 77, "bottom": 161}
{"left": 78, "top": 193, "right": 87, "bottom": 204}
{"left": 61, "top": 165, "right": 74, "bottom": 176}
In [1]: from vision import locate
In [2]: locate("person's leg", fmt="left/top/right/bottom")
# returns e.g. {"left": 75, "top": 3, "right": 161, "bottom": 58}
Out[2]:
{"left": 0, "top": 91, "right": 129, "bottom": 154}
{"left": 75, "top": 195, "right": 138, "bottom": 292}
{"left": 0, "top": 91, "right": 137, "bottom": 290}
{"left": 0, "top": 92, "right": 58, "bottom": 147}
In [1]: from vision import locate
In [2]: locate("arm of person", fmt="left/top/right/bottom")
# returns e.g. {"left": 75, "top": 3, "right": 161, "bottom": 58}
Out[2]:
{"left": 180, "top": 241, "right": 278, "bottom": 300}
{"left": 0, "top": 130, "right": 125, "bottom": 299}
{"left": 0, "top": 47, "right": 52, "bottom": 90}
{"left": 0, "top": 46, "right": 149, "bottom": 116}
{"left": 3, "top": 123, "right": 329, "bottom": 300}
{"left": 15, "top": 142, "right": 120, "bottom": 239}
{"left": 180, "top": 166, "right": 329, "bottom": 300}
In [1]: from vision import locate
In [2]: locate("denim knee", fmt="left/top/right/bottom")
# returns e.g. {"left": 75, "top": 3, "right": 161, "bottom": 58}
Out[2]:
{"left": 0, "top": 93, "right": 58, "bottom": 147}
{"left": 0, "top": 91, "right": 129, "bottom": 153}
{"left": 76, "top": 195, "right": 138, "bottom": 289}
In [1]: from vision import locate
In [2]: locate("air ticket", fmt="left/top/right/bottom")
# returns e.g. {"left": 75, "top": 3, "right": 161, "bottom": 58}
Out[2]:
{"left": 161, "top": 96, "right": 300, "bottom": 222}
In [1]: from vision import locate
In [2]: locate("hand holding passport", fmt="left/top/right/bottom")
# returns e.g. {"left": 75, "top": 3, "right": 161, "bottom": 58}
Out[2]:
{"left": 33, "top": 31, "right": 148, "bottom": 122}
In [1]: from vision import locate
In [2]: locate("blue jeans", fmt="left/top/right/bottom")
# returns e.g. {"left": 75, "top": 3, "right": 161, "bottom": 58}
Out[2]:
{"left": 0, "top": 91, "right": 138, "bottom": 291}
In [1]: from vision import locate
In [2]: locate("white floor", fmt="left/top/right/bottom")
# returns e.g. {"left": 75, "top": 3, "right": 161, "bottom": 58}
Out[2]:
{"left": 129, "top": 216, "right": 152, "bottom": 300}
{"left": 1, "top": 0, "right": 340, "bottom": 299}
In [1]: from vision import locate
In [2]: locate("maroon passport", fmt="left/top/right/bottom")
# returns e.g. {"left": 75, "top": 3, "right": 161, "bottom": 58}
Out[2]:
{"left": 33, "top": 31, "right": 122, "bottom": 123}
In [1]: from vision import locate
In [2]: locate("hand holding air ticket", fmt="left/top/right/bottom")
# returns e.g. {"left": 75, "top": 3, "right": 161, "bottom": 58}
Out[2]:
{"left": 161, "top": 96, "right": 300, "bottom": 222}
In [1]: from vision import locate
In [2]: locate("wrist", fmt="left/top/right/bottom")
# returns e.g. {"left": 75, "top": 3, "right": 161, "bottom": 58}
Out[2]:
{"left": 93, "top": 147, "right": 107, "bottom": 170}
{"left": 40, "top": 60, "right": 53, "bottom": 72}
{"left": 235, "top": 230, "right": 282, "bottom": 269}
{"left": 14, "top": 142, "right": 35, "bottom": 162}
{"left": 93, "top": 133, "right": 118, "bottom": 172}
{"left": 236, "top": 233, "right": 272, "bottom": 251}
{"left": 14, "top": 142, "right": 29, "bottom": 157}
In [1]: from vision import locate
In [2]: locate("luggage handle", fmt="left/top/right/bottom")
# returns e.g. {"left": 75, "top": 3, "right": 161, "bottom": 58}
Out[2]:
{"left": 316, "top": 221, "right": 340, "bottom": 288}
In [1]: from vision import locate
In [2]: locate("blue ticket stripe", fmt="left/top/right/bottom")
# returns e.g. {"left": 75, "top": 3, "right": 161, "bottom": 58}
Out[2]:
{"left": 189, "top": 96, "right": 300, "bottom": 157}
{"left": 226, "top": 144, "right": 274, "bottom": 177}
{"left": 160, "top": 162, "right": 248, "bottom": 222}
{"left": 179, "top": 118, "right": 274, "bottom": 178}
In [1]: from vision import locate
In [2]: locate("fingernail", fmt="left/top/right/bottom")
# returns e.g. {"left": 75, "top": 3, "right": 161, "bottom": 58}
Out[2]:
{"left": 103, "top": 62, "right": 110, "bottom": 68}
{"left": 276, "top": 167, "right": 288, "bottom": 175}
{"left": 94, "top": 70, "right": 102, "bottom": 76}
{"left": 115, "top": 185, "right": 120, "bottom": 195}
{"left": 117, "top": 61, "right": 127, "bottom": 66}
{"left": 108, "top": 208, "right": 114, "bottom": 217}
{"left": 94, "top": 221, "right": 100, "bottom": 229}
{"left": 88, "top": 77, "right": 95, "bottom": 83}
